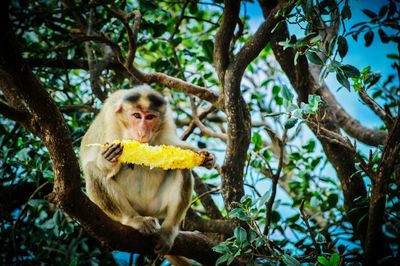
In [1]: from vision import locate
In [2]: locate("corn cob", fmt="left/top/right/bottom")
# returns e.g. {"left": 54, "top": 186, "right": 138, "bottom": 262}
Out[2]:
{"left": 88, "top": 139, "right": 205, "bottom": 170}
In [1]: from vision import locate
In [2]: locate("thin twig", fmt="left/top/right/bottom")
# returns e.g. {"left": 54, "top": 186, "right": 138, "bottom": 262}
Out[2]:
{"left": 359, "top": 88, "right": 393, "bottom": 129}
{"left": 300, "top": 199, "right": 321, "bottom": 255}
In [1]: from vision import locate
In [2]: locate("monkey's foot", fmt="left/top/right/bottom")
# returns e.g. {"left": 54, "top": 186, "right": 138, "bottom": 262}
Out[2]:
{"left": 122, "top": 216, "right": 161, "bottom": 235}
{"left": 154, "top": 228, "right": 178, "bottom": 254}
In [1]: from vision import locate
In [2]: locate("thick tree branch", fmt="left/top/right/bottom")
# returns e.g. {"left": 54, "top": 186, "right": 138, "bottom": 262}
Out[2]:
{"left": 319, "top": 86, "right": 387, "bottom": 146}
{"left": 232, "top": 0, "right": 295, "bottom": 76}
{"left": 364, "top": 117, "right": 400, "bottom": 264}
{"left": 216, "top": 1, "right": 292, "bottom": 210}
{"left": 184, "top": 209, "right": 234, "bottom": 236}
{"left": 214, "top": 0, "right": 240, "bottom": 84}
{"left": 26, "top": 58, "right": 89, "bottom": 69}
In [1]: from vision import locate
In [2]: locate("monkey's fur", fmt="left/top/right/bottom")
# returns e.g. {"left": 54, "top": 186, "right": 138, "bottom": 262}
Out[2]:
{"left": 80, "top": 85, "right": 195, "bottom": 254}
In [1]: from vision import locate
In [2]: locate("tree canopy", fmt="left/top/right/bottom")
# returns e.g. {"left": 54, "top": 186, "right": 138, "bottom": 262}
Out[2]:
{"left": 0, "top": 0, "right": 399, "bottom": 265}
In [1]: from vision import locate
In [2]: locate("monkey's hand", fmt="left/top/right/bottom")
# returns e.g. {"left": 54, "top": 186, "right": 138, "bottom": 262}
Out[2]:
{"left": 198, "top": 150, "right": 215, "bottom": 169}
{"left": 154, "top": 226, "right": 178, "bottom": 254}
{"left": 101, "top": 143, "right": 123, "bottom": 163}
{"left": 123, "top": 216, "right": 161, "bottom": 235}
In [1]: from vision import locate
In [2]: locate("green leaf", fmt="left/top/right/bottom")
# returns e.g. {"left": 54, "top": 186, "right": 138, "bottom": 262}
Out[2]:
{"left": 252, "top": 132, "right": 263, "bottom": 151}
{"left": 302, "top": 140, "right": 316, "bottom": 152}
{"left": 69, "top": 257, "right": 78, "bottom": 266}
{"left": 378, "top": 29, "right": 389, "bottom": 43}
{"left": 327, "top": 193, "right": 339, "bottom": 208}
{"left": 202, "top": 40, "right": 214, "bottom": 63}
{"left": 234, "top": 227, "right": 247, "bottom": 244}
{"left": 330, "top": 253, "right": 340, "bottom": 266}
{"left": 42, "top": 219, "right": 55, "bottom": 230}
{"left": 230, "top": 208, "right": 251, "bottom": 221}
{"left": 171, "top": 37, "right": 182, "bottom": 47}
{"left": 213, "top": 242, "right": 229, "bottom": 253}
{"left": 216, "top": 254, "right": 230, "bottom": 266}
{"left": 337, "top": 36, "right": 348, "bottom": 58}
{"left": 53, "top": 210, "right": 63, "bottom": 225}
{"left": 258, "top": 189, "right": 272, "bottom": 208}
{"left": 364, "top": 31, "right": 374, "bottom": 47}
{"left": 341, "top": 65, "right": 360, "bottom": 78}
{"left": 28, "top": 199, "right": 47, "bottom": 208}
{"left": 248, "top": 230, "right": 257, "bottom": 242}
{"left": 379, "top": 5, "right": 388, "bottom": 17}
{"left": 341, "top": 4, "right": 352, "bottom": 19}
{"left": 254, "top": 237, "right": 264, "bottom": 247}
{"left": 306, "top": 51, "right": 323, "bottom": 65}
{"left": 272, "top": 85, "right": 281, "bottom": 96}
{"left": 362, "top": 9, "right": 378, "bottom": 19}
{"left": 281, "top": 85, "right": 294, "bottom": 101}
{"left": 318, "top": 256, "right": 330, "bottom": 266}
{"left": 284, "top": 118, "right": 298, "bottom": 129}
{"left": 263, "top": 149, "right": 271, "bottom": 161}
{"left": 275, "top": 96, "right": 283, "bottom": 106}
{"left": 265, "top": 112, "right": 285, "bottom": 117}
{"left": 281, "top": 254, "right": 301, "bottom": 266}
{"left": 336, "top": 71, "right": 350, "bottom": 91}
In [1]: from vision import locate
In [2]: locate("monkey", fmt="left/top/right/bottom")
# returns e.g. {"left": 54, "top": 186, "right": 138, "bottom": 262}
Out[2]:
{"left": 80, "top": 85, "right": 215, "bottom": 255}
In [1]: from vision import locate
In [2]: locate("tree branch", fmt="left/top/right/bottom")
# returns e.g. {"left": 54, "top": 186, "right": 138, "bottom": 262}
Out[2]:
{"left": 126, "top": 66, "right": 221, "bottom": 107}
{"left": 192, "top": 171, "right": 223, "bottom": 219}
{"left": 214, "top": 0, "right": 240, "bottom": 84}
{"left": 0, "top": 99, "right": 29, "bottom": 122}
{"left": 359, "top": 88, "right": 394, "bottom": 129}
{"left": 364, "top": 117, "right": 399, "bottom": 264}
{"left": 180, "top": 106, "right": 217, "bottom": 140}
{"left": 184, "top": 209, "right": 234, "bottom": 236}
{"left": 319, "top": 85, "right": 387, "bottom": 146}
{"left": 101, "top": 3, "right": 141, "bottom": 67}
{"left": 190, "top": 96, "right": 227, "bottom": 141}
{"left": 232, "top": 0, "right": 295, "bottom": 77}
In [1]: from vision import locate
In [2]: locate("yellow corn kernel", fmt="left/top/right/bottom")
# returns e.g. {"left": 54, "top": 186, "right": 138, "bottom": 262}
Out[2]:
{"left": 89, "top": 140, "right": 205, "bottom": 170}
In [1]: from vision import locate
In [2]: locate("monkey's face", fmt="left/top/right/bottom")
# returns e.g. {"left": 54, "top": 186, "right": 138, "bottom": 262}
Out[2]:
{"left": 127, "top": 109, "right": 161, "bottom": 143}
{"left": 116, "top": 104, "right": 162, "bottom": 143}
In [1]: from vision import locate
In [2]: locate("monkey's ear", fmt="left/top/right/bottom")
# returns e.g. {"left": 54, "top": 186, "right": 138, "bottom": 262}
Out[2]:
{"left": 114, "top": 104, "right": 123, "bottom": 113}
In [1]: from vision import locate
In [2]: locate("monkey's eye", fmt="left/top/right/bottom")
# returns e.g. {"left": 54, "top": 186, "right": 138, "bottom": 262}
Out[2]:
{"left": 145, "top": 114, "right": 156, "bottom": 120}
{"left": 132, "top": 113, "right": 141, "bottom": 119}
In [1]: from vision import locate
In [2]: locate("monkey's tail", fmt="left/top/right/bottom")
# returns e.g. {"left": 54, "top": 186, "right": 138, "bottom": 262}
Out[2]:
{"left": 165, "top": 255, "right": 200, "bottom": 266}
